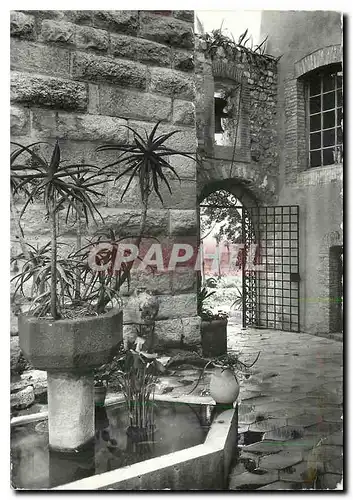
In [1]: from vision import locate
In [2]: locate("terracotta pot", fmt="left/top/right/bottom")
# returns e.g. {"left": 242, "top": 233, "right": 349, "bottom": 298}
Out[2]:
{"left": 201, "top": 319, "right": 227, "bottom": 358}
{"left": 209, "top": 367, "right": 240, "bottom": 404}
{"left": 94, "top": 385, "right": 107, "bottom": 407}
{"left": 18, "top": 307, "right": 123, "bottom": 371}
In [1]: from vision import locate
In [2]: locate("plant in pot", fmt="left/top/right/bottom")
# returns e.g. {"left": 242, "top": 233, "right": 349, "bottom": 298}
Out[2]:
{"left": 94, "top": 365, "right": 111, "bottom": 407}
{"left": 198, "top": 286, "right": 229, "bottom": 357}
{"left": 189, "top": 351, "right": 260, "bottom": 405}
{"left": 10, "top": 140, "right": 123, "bottom": 452}
{"left": 97, "top": 336, "right": 165, "bottom": 444}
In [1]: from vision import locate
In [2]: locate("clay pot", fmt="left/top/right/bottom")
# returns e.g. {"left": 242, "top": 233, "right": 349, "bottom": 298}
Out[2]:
{"left": 209, "top": 367, "right": 240, "bottom": 404}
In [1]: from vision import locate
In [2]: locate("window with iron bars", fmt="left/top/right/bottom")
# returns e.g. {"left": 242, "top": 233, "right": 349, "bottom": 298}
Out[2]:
{"left": 307, "top": 64, "right": 343, "bottom": 168}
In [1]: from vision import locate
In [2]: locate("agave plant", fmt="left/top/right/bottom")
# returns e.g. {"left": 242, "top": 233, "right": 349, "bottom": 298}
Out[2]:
{"left": 96, "top": 121, "right": 195, "bottom": 234}
{"left": 231, "top": 284, "right": 243, "bottom": 310}
{"left": 94, "top": 121, "right": 196, "bottom": 292}
{"left": 10, "top": 140, "right": 110, "bottom": 319}
{"left": 197, "top": 286, "right": 216, "bottom": 315}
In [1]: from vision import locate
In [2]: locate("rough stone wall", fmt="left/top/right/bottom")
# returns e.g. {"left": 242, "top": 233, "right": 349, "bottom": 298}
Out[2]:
{"left": 195, "top": 38, "right": 278, "bottom": 205}
{"left": 10, "top": 10, "right": 200, "bottom": 350}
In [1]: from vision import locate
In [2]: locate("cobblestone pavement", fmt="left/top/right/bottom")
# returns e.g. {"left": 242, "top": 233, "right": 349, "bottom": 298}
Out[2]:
{"left": 226, "top": 325, "right": 343, "bottom": 491}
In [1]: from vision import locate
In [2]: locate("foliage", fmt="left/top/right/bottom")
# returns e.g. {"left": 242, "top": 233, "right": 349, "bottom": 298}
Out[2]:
{"left": 198, "top": 285, "right": 229, "bottom": 321}
{"left": 197, "top": 286, "right": 216, "bottom": 315}
{"left": 10, "top": 140, "right": 110, "bottom": 319}
{"left": 11, "top": 242, "right": 76, "bottom": 317}
{"left": 231, "top": 284, "right": 243, "bottom": 311}
{"left": 209, "top": 351, "right": 260, "bottom": 372}
{"left": 94, "top": 121, "right": 197, "bottom": 306}
{"left": 11, "top": 141, "right": 105, "bottom": 222}
{"left": 96, "top": 121, "right": 195, "bottom": 206}
{"left": 200, "top": 189, "right": 242, "bottom": 244}
{"left": 205, "top": 277, "right": 218, "bottom": 288}
{"left": 108, "top": 340, "right": 165, "bottom": 429}
{"left": 11, "top": 123, "right": 195, "bottom": 320}
{"left": 197, "top": 25, "right": 279, "bottom": 64}
{"left": 200, "top": 308, "right": 229, "bottom": 321}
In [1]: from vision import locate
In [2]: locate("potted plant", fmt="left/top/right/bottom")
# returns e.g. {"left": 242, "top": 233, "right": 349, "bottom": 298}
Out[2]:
{"left": 10, "top": 140, "right": 123, "bottom": 451}
{"left": 189, "top": 351, "right": 260, "bottom": 405}
{"left": 97, "top": 336, "right": 165, "bottom": 442}
{"left": 198, "top": 286, "right": 228, "bottom": 357}
{"left": 94, "top": 366, "right": 110, "bottom": 407}
{"left": 10, "top": 123, "right": 195, "bottom": 450}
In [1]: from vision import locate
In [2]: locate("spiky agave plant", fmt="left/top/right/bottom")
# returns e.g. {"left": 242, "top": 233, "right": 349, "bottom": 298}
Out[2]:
{"left": 95, "top": 122, "right": 196, "bottom": 292}
{"left": 10, "top": 140, "right": 110, "bottom": 319}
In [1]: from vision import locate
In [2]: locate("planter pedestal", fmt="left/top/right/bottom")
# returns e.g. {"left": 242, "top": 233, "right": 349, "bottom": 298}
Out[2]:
{"left": 18, "top": 307, "right": 123, "bottom": 452}
{"left": 47, "top": 371, "right": 94, "bottom": 451}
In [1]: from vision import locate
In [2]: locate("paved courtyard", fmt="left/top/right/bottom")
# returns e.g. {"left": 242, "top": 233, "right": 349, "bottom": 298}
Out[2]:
{"left": 225, "top": 325, "right": 343, "bottom": 490}
{"left": 152, "top": 325, "right": 343, "bottom": 490}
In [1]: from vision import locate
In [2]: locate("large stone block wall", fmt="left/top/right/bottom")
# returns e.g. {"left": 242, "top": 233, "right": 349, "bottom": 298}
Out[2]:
{"left": 10, "top": 10, "right": 200, "bottom": 349}
{"left": 195, "top": 38, "right": 279, "bottom": 205}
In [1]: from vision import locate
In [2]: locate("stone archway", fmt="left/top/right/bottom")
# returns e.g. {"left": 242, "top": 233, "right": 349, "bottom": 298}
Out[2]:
{"left": 198, "top": 179, "right": 301, "bottom": 333}
{"left": 198, "top": 180, "right": 261, "bottom": 330}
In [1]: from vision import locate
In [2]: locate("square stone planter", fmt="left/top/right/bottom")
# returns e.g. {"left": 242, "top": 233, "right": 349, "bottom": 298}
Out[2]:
{"left": 201, "top": 319, "right": 227, "bottom": 358}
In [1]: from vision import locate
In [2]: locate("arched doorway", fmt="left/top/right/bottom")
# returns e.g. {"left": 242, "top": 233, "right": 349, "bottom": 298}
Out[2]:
{"left": 198, "top": 181, "right": 301, "bottom": 333}
{"left": 198, "top": 181, "right": 259, "bottom": 331}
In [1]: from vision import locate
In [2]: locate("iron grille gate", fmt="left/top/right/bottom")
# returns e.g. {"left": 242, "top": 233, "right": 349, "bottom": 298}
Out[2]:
{"left": 243, "top": 205, "right": 300, "bottom": 332}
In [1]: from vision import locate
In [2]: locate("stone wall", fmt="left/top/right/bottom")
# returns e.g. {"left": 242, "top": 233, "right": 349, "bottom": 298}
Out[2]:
{"left": 10, "top": 10, "right": 200, "bottom": 350}
{"left": 195, "top": 37, "right": 278, "bottom": 205}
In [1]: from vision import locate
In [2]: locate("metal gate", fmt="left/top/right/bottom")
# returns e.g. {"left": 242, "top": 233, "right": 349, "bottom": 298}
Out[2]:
{"left": 243, "top": 205, "right": 300, "bottom": 332}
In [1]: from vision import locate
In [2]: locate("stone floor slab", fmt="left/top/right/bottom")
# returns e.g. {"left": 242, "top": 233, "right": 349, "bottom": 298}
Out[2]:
{"left": 279, "top": 460, "right": 317, "bottom": 483}
{"left": 319, "top": 473, "right": 343, "bottom": 489}
{"left": 287, "top": 414, "right": 323, "bottom": 428}
{"left": 249, "top": 418, "right": 287, "bottom": 433}
{"left": 257, "top": 480, "right": 303, "bottom": 490}
{"left": 242, "top": 441, "right": 284, "bottom": 455}
{"left": 263, "top": 425, "right": 305, "bottom": 441}
{"left": 259, "top": 450, "right": 303, "bottom": 470}
{"left": 229, "top": 470, "right": 279, "bottom": 490}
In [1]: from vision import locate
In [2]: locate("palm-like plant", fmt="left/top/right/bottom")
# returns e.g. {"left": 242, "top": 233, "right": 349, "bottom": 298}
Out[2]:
{"left": 96, "top": 121, "right": 195, "bottom": 234}
{"left": 10, "top": 140, "right": 110, "bottom": 319}
{"left": 11, "top": 242, "right": 76, "bottom": 317}
{"left": 95, "top": 121, "right": 196, "bottom": 294}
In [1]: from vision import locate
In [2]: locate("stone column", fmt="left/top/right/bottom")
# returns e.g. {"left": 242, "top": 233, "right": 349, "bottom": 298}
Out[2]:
{"left": 47, "top": 371, "right": 94, "bottom": 452}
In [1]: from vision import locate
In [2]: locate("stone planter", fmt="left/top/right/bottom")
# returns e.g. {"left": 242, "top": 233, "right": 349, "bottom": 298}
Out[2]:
{"left": 201, "top": 319, "right": 227, "bottom": 358}
{"left": 18, "top": 307, "right": 123, "bottom": 452}
{"left": 209, "top": 367, "right": 240, "bottom": 404}
{"left": 94, "top": 385, "right": 107, "bottom": 407}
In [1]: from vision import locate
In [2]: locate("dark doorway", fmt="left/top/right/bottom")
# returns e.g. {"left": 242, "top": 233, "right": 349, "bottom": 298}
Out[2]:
{"left": 329, "top": 245, "right": 343, "bottom": 333}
